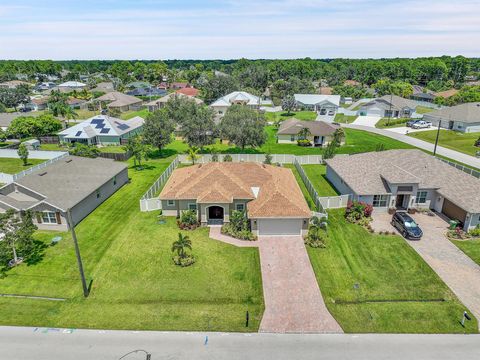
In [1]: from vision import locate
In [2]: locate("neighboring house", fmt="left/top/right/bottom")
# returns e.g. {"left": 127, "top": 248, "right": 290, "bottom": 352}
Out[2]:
{"left": 159, "top": 162, "right": 311, "bottom": 236}
{"left": 23, "top": 97, "right": 49, "bottom": 112}
{"left": 126, "top": 81, "right": 151, "bottom": 89}
{"left": 66, "top": 98, "right": 87, "bottom": 109}
{"left": 358, "top": 95, "right": 417, "bottom": 118}
{"left": 58, "top": 115, "right": 144, "bottom": 145}
{"left": 176, "top": 87, "right": 200, "bottom": 97}
{"left": 434, "top": 88, "right": 459, "bottom": 99}
{"left": 0, "top": 80, "right": 30, "bottom": 89}
{"left": 294, "top": 94, "right": 341, "bottom": 122}
{"left": 0, "top": 113, "right": 22, "bottom": 131}
{"left": 170, "top": 82, "right": 189, "bottom": 90}
{"left": 95, "top": 91, "right": 143, "bottom": 112}
{"left": 57, "top": 81, "right": 87, "bottom": 90}
{"left": 210, "top": 91, "right": 261, "bottom": 116}
{"left": 410, "top": 85, "right": 436, "bottom": 103}
{"left": 126, "top": 87, "right": 167, "bottom": 97}
{"left": 91, "top": 82, "right": 115, "bottom": 93}
{"left": 0, "top": 156, "right": 128, "bottom": 230}
{"left": 424, "top": 103, "right": 480, "bottom": 133}
{"left": 325, "top": 149, "right": 480, "bottom": 231}
{"left": 145, "top": 92, "right": 203, "bottom": 112}
{"left": 277, "top": 118, "right": 342, "bottom": 146}
{"left": 35, "top": 82, "right": 56, "bottom": 91}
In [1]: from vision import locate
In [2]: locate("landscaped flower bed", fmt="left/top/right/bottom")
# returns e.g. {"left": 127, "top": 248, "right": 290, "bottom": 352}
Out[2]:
{"left": 177, "top": 210, "right": 200, "bottom": 230}
{"left": 220, "top": 210, "right": 256, "bottom": 241}
{"left": 446, "top": 226, "right": 480, "bottom": 241}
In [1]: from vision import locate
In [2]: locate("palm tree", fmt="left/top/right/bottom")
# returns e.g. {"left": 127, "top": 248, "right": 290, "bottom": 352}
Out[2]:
{"left": 186, "top": 146, "right": 200, "bottom": 165}
{"left": 298, "top": 127, "right": 311, "bottom": 141}
{"left": 171, "top": 233, "right": 192, "bottom": 259}
{"left": 333, "top": 128, "right": 345, "bottom": 145}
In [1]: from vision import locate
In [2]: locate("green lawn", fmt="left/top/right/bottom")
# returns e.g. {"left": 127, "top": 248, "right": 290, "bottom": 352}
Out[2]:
{"left": 283, "top": 164, "right": 316, "bottom": 210}
{"left": 451, "top": 240, "right": 480, "bottom": 266}
{"left": 0, "top": 155, "right": 264, "bottom": 331}
{"left": 307, "top": 210, "right": 477, "bottom": 333}
{"left": 121, "top": 108, "right": 151, "bottom": 120}
{"left": 408, "top": 130, "right": 479, "bottom": 156}
{"left": 334, "top": 113, "right": 357, "bottom": 124}
{"left": 416, "top": 106, "right": 435, "bottom": 114}
{"left": 0, "top": 158, "right": 46, "bottom": 174}
{"left": 264, "top": 111, "right": 317, "bottom": 123}
{"left": 375, "top": 118, "right": 411, "bottom": 129}
{"left": 302, "top": 165, "right": 339, "bottom": 197}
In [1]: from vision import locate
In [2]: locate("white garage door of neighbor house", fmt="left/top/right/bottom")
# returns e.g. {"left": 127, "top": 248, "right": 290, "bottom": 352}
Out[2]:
{"left": 258, "top": 219, "right": 302, "bottom": 236}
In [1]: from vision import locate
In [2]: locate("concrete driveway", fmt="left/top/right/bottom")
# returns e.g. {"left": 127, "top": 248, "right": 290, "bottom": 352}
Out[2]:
{"left": 258, "top": 236, "right": 342, "bottom": 333}
{"left": 352, "top": 115, "right": 381, "bottom": 127}
{"left": 372, "top": 211, "right": 480, "bottom": 329}
{"left": 386, "top": 126, "right": 433, "bottom": 135}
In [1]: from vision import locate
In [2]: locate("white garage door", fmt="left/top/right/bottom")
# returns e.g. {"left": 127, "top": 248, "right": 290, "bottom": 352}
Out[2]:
{"left": 258, "top": 219, "right": 303, "bottom": 236}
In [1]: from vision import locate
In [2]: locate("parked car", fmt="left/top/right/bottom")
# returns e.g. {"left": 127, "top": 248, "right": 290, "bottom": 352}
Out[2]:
{"left": 406, "top": 120, "right": 419, "bottom": 127}
{"left": 411, "top": 120, "right": 432, "bottom": 129}
{"left": 391, "top": 212, "right": 423, "bottom": 240}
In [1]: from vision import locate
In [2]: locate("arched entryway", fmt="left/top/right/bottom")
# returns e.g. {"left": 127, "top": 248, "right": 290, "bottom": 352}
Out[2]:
{"left": 207, "top": 206, "right": 224, "bottom": 225}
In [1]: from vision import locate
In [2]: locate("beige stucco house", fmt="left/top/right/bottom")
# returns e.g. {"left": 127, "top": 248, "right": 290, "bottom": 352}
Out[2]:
{"left": 159, "top": 162, "right": 311, "bottom": 236}
{"left": 277, "top": 118, "right": 342, "bottom": 146}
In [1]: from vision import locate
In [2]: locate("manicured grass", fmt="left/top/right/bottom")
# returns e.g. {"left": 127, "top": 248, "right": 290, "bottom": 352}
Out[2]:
{"left": 73, "top": 109, "right": 99, "bottom": 119}
{"left": 120, "top": 108, "right": 150, "bottom": 120}
{"left": 98, "top": 146, "right": 126, "bottom": 154}
{"left": 40, "top": 143, "right": 68, "bottom": 151}
{"left": 375, "top": 117, "right": 411, "bottom": 129}
{"left": 283, "top": 164, "right": 316, "bottom": 210}
{"left": 0, "top": 158, "right": 46, "bottom": 174}
{"left": 301, "top": 165, "right": 339, "bottom": 197}
{"left": 416, "top": 106, "right": 435, "bottom": 114}
{"left": 408, "top": 130, "right": 479, "bottom": 156}
{"left": 307, "top": 210, "right": 477, "bottom": 333}
{"left": 0, "top": 155, "right": 264, "bottom": 331}
{"left": 264, "top": 111, "right": 317, "bottom": 123}
{"left": 451, "top": 240, "right": 480, "bottom": 266}
{"left": 334, "top": 113, "right": 357, "bottom": 124}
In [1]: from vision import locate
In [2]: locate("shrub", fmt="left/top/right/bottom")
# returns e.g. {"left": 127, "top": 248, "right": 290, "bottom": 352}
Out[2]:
{"left": 264, "top": 152, "right": 273, "bottom": 164}
{"left": 69, "top": 143, "right": 100, "bottom": 158}
{"left": 304, "top": 227, "right": 327, "bottom": 248}
{"left": 171, "top": 233, "right": 196, "bottom": 267}
{"left": 211, "top": 153, "right": 219, "bottom": 162}
{"left": 177, "top": 210, "right": 199, "bottom": 230}
{"left": 345, "top": 200, "right": 373, "bottom": 225}
{"left": 221, "top": 210, "right": 256, "bottom": 240}
{"left": 223, "top": 154, "right": 233, "bottom": 162}
{"left": 297, "top": 139, "right": 311, "bottom": 147}
{"left": 469, "top": 226, "right": 480, "bottom": 237}
{"left": 172, "top": 255, "right": 196, "bottom": 267}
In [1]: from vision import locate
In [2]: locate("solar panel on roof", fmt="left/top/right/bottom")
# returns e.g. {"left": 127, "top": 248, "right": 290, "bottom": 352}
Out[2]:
{"left": 95, "top": 123, "right": 105, "bottom": 129}
{"left": 100, "top": 128, "right": 110, "bottom": 134}
{"left": 115, "top": 121, "right": 130, "bottom": 131}
{"left": 90, "top": 118, "right": 104, "bottom": 124}
{"left": 75, "top": 131, "right": 82, "bottom": 136}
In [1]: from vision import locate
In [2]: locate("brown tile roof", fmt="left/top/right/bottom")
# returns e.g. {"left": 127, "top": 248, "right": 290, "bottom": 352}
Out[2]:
{"left": 176, "top": 87, "right": 199, "bottom": 97}
{"left": 319, "top": 87, "right": 333, "bottom": 95}
{"left": 277, "top": 118, "right": 339, "bottom": 136}
{"left": 434, "top": 89, "right": 459, "bottom": 98}
{"left": 160, "top": 162, "right": 311, "bottom": 218}
{"left": 344, "top": 80, "right": 361, "bottom": 86}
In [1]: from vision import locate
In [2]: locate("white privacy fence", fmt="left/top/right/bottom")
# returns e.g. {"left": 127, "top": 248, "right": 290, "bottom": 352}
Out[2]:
{"left": 177, "top": 153, "right": 324, "bottom": 165}
{"left": 318, "top": 195, "right": 350, "bottom": 209}
{"left": 139, "top": 157, "right": 179, "bottom": 211}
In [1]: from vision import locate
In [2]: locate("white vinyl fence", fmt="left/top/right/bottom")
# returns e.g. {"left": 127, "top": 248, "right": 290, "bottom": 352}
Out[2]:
{"left": 178, "top": 153, "right": 324, "bottom": 165}
{"left": 139, "top": 157, "right": 179, "bottom": 211}
{"left": 318, "top": 195, "right": 350, "bottom": 209}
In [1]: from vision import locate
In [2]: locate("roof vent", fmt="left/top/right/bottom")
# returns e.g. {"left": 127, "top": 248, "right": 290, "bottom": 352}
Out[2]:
{"left": 38, "top": 172, "right": 47, "bottom": 176}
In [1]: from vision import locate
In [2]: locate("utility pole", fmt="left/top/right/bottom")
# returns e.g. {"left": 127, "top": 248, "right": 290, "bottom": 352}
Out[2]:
{"left": 67, "top": 209, "right": 89, "bottom": 298}
{"left": 387, "top": 93, "right": 393, "bottom": 126}
{"left": 433, "top": 119, "right": 441, "bottom": 156}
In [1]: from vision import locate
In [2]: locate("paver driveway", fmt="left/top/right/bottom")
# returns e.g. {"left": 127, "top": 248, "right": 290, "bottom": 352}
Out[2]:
{"left": 257, "top": 236, "right": 342, "bottom": 333}
{"left": 372, "top": 212, "right": 480, "bottom": 329}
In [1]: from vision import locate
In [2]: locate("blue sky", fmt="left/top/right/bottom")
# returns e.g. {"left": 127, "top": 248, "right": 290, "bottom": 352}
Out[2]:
{"left": 0, "top": 0, "right": 479, "bottom": 59}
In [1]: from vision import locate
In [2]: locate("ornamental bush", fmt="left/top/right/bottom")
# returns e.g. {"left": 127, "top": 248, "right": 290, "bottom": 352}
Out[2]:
{"left": 177, "top": 210, "right": 199, "bottom": 230}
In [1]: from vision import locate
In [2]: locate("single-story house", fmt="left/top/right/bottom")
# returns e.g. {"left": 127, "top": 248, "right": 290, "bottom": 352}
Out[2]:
{"left": 57, "top": 81, "right": 87, "bottom": 90}
{"left": 95, "top": 91, "right": 143, "bottom": 112}
{"left": 0, "top": 80, "right": 30, "bottom": 89}
{"left": 145, "top": 92, "right": 204, "bottom": 112}
{"left": 66, "top": 98, "right": 88, "bottom": 109}
{"left": 159, "top": 162, "right": 311, "bottom": 236}
{"left": 325, "top": 149, "right": 480, "bottom": 231}
{"left": 424, "top": 103, "right": 480, "bottom": 133}
{"left": 434, "top": 89, "right": 459, "bottom": 99}
{"left": 410, "top": 85, "right": 436, "bottom": 103}
{"left": 277, "top": 118, "right": 342, "bottom": 146}
{"left": 126, "top": 87, "right": 167, "bottom": 97}
{"left": 170, "top": 82, "right": 189, "bottom": 90}
{"left": 0, "top": 113, "right": 22, "bottom": 131}
{"left": 22, "top": 97, "right": 49, "bottom": 112}
{"left": 210, "top": 91, "right": 261, "bottom": 116}
{"left": 0, "top": 156, "right": 128, "bottom": 230}
{"left": 358, "top": 95, "right": 417, "bottom": 118}
{"left": 176, "top": 87, "right": 200, "bottom": 97}
{"left": 58, "top": 115, "right": 144, "bottom": 145}
{"left": 294, "top": 94, "right": 340, "bottom": 122}
{"left": 35, "top": 82, "right": 57, "bottom": 91}
{"left": 91, "top": 82, "right": 115, "bottom": 93}
{"left": 126, "top": 81, "right": 151, "bottom": 89}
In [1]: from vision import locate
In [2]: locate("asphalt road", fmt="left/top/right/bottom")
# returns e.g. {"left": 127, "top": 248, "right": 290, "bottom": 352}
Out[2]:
{"left": 2, "top": 326, "right": 480, "bottom": 360}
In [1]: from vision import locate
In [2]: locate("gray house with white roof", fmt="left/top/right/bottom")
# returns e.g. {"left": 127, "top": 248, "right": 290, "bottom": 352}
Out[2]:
{"left": 325, "top": 149, "right": 480, "bottom": 231}
{"left": 0, "top": 156, "right": 128, "bottom": 230}
{"left": 58, "top": 115, "right": 144, "bottom": 146}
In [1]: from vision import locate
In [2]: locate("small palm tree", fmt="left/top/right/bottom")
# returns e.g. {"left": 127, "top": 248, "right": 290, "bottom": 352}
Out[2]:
{"left": 299, "top": 127, "right": 311, "bottom": 140}
{"left": 333, "top": 128, "right": 345, "bottom": 145}
{"left": 186, "top": 146, "right": 200, "bottom": 165}
{"left": 171, "top": 233, "right": 192, "bottom": 259}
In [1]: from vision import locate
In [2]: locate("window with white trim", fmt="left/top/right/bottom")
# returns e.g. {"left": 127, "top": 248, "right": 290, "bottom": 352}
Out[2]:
{"left": 415, "top": 191, "right": 428, "bottom": 204}
{"left": 291, "top": 135, "right": 295, "bottom": 142}
{"left": 373, "top": 195, "right": 388, "bottom": 207}
{"left": 42, "top": 211, "right": 57, "bottom": 224}
{"left": 167, "top": 200, "right": 175, "bottom": 206}
{"left": 188, "top": 203, "right": 197, "bottom": 211}
{"left": 236, "top": 203, "right": 245, "bottom": 212}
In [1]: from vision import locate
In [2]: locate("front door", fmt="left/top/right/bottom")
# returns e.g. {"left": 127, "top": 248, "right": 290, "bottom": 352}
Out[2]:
{"left": 448, "top": 121, "right": 454, "bottom": 129}
{"left": 208, "top": 206, "right": 224, "bottom": 225}
{"left": 396, "top": 194, "right": 405, "bottom": 209}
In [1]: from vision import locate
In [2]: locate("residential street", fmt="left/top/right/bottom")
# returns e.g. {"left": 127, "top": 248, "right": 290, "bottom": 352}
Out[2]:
{"left": 2, "top": 326, "right": 480, "bottom": 360}
{"left": 343, "top": 124, "right": 480, "bottom": 169}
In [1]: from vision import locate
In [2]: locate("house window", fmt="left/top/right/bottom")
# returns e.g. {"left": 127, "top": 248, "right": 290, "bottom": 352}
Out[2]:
{"left": 113, "top": 176, "right": 117, "bottom": 186}
{"left": 167, "top": 200, "right": 175, "bottom": 206}
{"left": 291, "top": 135, "right": 295, "bottom": 142}
{"left": 236, "top": 203, "right": 245, "bottom": 212}
{"left": 42, "top": 211, "right": 57, "bottom": 224}
{"left": 96, "top": 190, "right": 101, "bottom": 199}
{"left": 415, "top": 191, "right": 428, "bottom": 204}
{"left": 188, "top": 203, "right": 197, "bottom": 211}
{"left": 373, "top": 195, "right": 388, "bottom": 207}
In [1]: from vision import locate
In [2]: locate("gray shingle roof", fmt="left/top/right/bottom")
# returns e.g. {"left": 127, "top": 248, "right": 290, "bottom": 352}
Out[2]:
{"left": 424, "top": 102, "right": 480, "bottom": 124}
{"left": 277, "top": 118, "right": 339, "bottom": 136}
{"left": 326, "top": 149, "right": 480, "bottom": 213}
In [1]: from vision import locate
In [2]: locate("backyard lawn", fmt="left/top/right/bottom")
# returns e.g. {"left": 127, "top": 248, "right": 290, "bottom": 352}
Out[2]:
{"left": 307, "top": 210, "right": 477, "bottom": 333}
{"left": 0, "top": 155, "right": 264, "bottom": 331}
{"left": 302, "top": 165, "right": 339, "bottom": 197}
{"left": 283, "top": 164, "right": 316, "bottom": 210}
{"left": 120, "top": 108, "right": 150, "bottom": 120}
{"left": 408, "top": 130, "right": 479, "bottom": 156}
{"left": 0, "top": 158, "right": 46, "bottom": 174}
{"left": 264, "top": 110, "right": 317, "bottom": 123}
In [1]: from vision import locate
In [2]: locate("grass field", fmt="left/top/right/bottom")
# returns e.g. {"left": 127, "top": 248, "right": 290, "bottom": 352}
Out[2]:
{"left": 307, "top": 210, "right": 477, "bottom": 333}
{"left": 0, "top": 158, "right": 46, "bottom": 174}
{"left": 451, "top": 240, "right": 480, "bottom": 266}
{"left": 264, "top": 111, "right": 317, "bottom": 123}
{"left": 302, "top": 165, "right": 339, "bottom": 197}
{"left": 408, "top": 130, "right": 479, "bottom": 156}
{"left": 120, "top": 108, "right": 151, "bottom": 120}
{"left": 0, "top": 155, "right": 264, "bottom": 331}
{"left": 375, "top": 118, "right": 410, "bottom": 129}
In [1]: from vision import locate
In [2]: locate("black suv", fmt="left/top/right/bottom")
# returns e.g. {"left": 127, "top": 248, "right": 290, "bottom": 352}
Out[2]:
{"left": 391, "top": 212, "right": 423, "bottom": 240}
